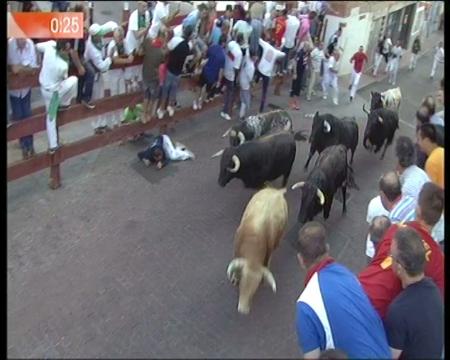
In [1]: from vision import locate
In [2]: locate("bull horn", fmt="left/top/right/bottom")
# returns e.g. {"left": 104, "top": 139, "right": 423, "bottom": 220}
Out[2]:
{"left": 362, "top": 104, "right": 369, "bottom": 114}
{"left": 227, "top": 155, "right": 240, "bottom": 173}
{"left": 378, "top": 116, "right": 384, "bottom": 123}
{"left": 227, "top": 258, "right": 246, "bottom": 282}
{"left": 238, "top": 131, "right": 246, "bottom": 145}
{"left": 291, "top": 181, "right": 305, "bottom": 190}
{"left": 230, "top": 130, "right": 237, "bottom": 137}
{"left": 211, "top": 149, "right": 224, "bottom": 158}
{"left": 323, "top": 120, "right": 331, "bottom": 133}
{"left": 316, "top": 188, "right": 325, "bottom": 205}
{"left": 222, "top": 127, "right": 232, "bottom": 138}
{"left": 262, "top": 267, "right": 277, "bottom": 293}
{"left": 284, "top": 120, "right": 292, "bottom": 131}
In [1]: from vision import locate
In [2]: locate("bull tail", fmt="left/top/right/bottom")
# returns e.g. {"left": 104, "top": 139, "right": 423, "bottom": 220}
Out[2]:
{"left": 294, "top": 130, "right": 309, "bottom": 141}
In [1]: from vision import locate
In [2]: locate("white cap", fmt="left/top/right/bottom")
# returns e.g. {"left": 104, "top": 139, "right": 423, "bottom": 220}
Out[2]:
{"left": 275, "top": 4, "right": 285, "bottom": 11}
{"left": 89, "top": 23, "right": 101, "bottom": 36}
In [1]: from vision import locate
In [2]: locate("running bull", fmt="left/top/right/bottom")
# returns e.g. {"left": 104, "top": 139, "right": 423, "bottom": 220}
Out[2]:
{"left": 222, "top": 109, "right": 304, "bottom": 147}
{"left": 367, "top": 87, "right": 402, "bottom": 111}
{"left": 212, "top": 132, "right": 296, "bottom": 188}
{"left": 362, "top": 106, "right": 399, "bottom": 159}
{"left": 227, "top": 186, "right": 288, "bottom": 314}
{"left": 303, "top": 112, "right": 359, "bottom": 169}
{"left": 291, "top": 145, "right": 358, "bottom": 224}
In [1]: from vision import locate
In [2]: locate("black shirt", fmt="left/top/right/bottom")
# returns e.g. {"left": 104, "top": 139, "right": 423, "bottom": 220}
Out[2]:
{"left": 385, "top": 277, "right": 443, "bottom": 359}
{"left": 167, "top": 40, "right": 191, "bottom": 76}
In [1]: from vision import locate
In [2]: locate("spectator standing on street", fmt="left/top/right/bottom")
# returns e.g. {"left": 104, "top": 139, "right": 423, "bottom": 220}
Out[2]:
{"left": 238, "top": 51, "right": 255, "bottom": 120}
{"left": 417, "top": 123, "right": 444, "bottom": 189}
{"left": 289, "top": 42, "right": 309, "bottom": 110}
{"left": 273, "top": 7, "right": 287, "bottom": 50}
{"left": 306, "top": 41, "right": 324, "bottom": 101}
{"left": 327, "top": 27, "right": 342, "bottom": 55}
{"left": 7, "top": 37, "right": 39, "bottom": 159}
{"left": 322, "top": 49, "right": 340, "bottom": 105}
{"left": 281, "top": 9, "right": 300, "bottom": 74}
{"left": 255, "top": 38, "right": 286, "bottom": 112}
{"left": 293, "top": 222, "right": 391, "bottom": 359}
{"left": 409, "top": 36, "right": 421, "bottom": 71}
{"left": 348, "top": 45, "right": 368, "bottom": 102}
{"left": 373, "top": 35, "right": 391, "bottom": 76}
{"left": 385, "top": 227, "right": 444, "bottom": 359}
{"left": 431, "top": 78, "right": 445, "bottom": 126}
{"left": 430, "top": 41, "right": 444, "bottom": 79}
{"left": 359, "top": 182, "right": 445, "bottom": 319}
{"left": 388, "top": 40, "right": 403, "bottom": 86}
{"left": 220, "top": 33, "right": 244, "bottom": 121}
{"left": 157, "top": 25, "right": 193, "bottom": 119}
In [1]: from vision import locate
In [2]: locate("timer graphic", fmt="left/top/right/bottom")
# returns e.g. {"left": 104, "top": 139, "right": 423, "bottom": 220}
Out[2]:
{"left": 8, "top": 12, "right": 84, "bottom": 39}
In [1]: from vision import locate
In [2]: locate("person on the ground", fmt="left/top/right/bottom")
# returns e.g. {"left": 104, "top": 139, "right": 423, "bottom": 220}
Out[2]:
{"left": 409, "top": 36, "right": 421, "bottom": 71}
{"left": 322, "top": 48, "right": 339, "bottom": 105}
{"left": 142, "top": 28, "right": 165, "bottom": 122}
{"left": 348, "top": 45, "right": 368, "bottom": 102}
{"left": 289, "top": 42, "right": 309, "bottom": 110}
{"left": 387, "top": 40, "right": 403, "bottom": 86}
{"left": 365, "top": 171, "right": 416, "bottom": 259}
{"left": 157, "top": 25, "right": 193, "bottom": 119}
{"left": 417, "top": 123, "right": 444, "bottom": 189}
{"left": 366, "top": 215, "right": 391, "bottom": 264}
{"left": 385, "top": 226, "right": 444, "bottom": 359}
{"left": 293, "top": 221, "right": 391, "bottom": 359}
{"left": 36, "top": 40, "right": 78, "bottom": 151}
{"left": 238, "top": 50, "right": 255, "bottom": 120}
{"left": 220, "top": 33, "right": 244, "bottom": 121}
{"left": 192, "top": 34, "right": 226, "bottom": 110}
{"left": 137, "top": 134, "right": 195, "bottom": 169}
{"left": 430, "top": 41, "right": 444, "bottom": 79}
{"left": 255, "top": 37, "right": 286, "bottom": 112}
{"left": 359, "top": 182, "right": 445, "bottom": 319}
{"left": 306, "top": 41, "right": 324, "bottom": 101}
{"left": 373, "top": 35, "right": 391, "bottom": 76}
{"left": 281, "top": 8, "right": 300, "bottom": 74}
{"left": 7, "top": 37, "right": 39, "bottom": 159}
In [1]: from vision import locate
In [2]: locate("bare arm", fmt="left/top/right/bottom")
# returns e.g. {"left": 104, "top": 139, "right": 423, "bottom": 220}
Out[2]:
{"left": 303, "top": 348, "right": 321, "bottom": 359}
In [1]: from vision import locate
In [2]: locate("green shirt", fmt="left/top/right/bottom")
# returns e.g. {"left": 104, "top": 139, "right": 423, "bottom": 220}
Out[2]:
{"left": 122, "top": 104, "right": 143, "bottom": 123}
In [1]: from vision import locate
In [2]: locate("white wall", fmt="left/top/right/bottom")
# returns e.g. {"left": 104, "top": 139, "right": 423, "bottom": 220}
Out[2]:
{"left": 324, "top": 10, "right": 372, "bottom": 76}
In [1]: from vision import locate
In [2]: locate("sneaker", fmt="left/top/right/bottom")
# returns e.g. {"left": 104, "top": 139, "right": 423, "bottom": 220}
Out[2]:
{"left": 157, "top": 108, "right": 165, "bottom": 119}
{"left": 81, "top": 100, "right": 95, "bottom": 109}
{"left": 167, "top": 106, "right": 175, "bottom": 117}
{"left": 322, "top": 95, "right": 327, "bottom": 100}
{"left": 333, "top": 98, "right": 339, "bottom": 106}
{"left": 220, "top": 112, "right": 231, "bottom": 121}
{"left": 142, "top": 158, "right": 150, "bottom": 167}
{"left": 193, "top": 100, "right": 198, "bottom": 110}
{"left": 350, "top": 96, "right": 353, "bottom": 102}
{"left": 198, "top": 100, "right": 203, "bottom": 110}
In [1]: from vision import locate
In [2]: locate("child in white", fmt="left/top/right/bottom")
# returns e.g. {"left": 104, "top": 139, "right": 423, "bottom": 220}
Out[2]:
{"left": 430, "top": 41, "right": 444, "bottom": 79}
{"left": 322, "top": 50, "right": 339, "bottom": 105}
{"left": 239, "top": 52, "right": 255, "bottom": 120}
{"left": 387, "top": 41, "right": 403, "bottom": 86}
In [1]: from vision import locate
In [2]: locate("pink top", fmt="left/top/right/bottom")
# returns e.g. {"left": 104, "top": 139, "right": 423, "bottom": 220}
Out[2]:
{"left": 297, "top": 15, "right": 310, "bottom": 42}
{"left": 159, "top": 63, "right": 168, "bottom": 86}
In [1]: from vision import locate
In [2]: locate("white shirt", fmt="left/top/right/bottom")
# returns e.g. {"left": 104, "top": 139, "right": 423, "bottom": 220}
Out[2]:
{"left": 390, "top": 45, "right": 403, "bottom": 62}
{"left": 239, "top": 53, "right": 255, "bottom": 90}
{"left": 125, "top": 9, "right": 151, "bottom": 53}
{"left": 365, "top": 195, "right": 389, "bottom": 258}
{"left": 173, "top": 24, "right": 183, "bottom": 38}
{"left": 283, "top": 15, "right": 300, "bottom": 49}
{"left": 310, "top": 47, "right": 324, "bottom": 73}
{"left": 36, "top": 40, "right": 69, "bottom": 92}
{"left": 327, "top": 55, "right": 338, "bottom": 77}
{"left": 84, "top": 37, "right": 112, "bottom": 73}
{"left": 233, "top": 20, "right": 253, "bottom": 49}
{"left": 382, "top": 38, "right": 392, "bottom": 54}
{"left": 430, "top": 110, "right": 444, "bottom": 126}
{"left": 434, "top": 46, "right": 444, "bottom": 63}
{"left": 223, "top": 40, "right": 243, "bottom": 82}
{"left": 399, "top": 166, "right": 430, "bottom": 200}
{"left": 8, "top": 38, "right": 38, "bottom": 98}
{"left": 257, "top": 38, "right": 285, "bottom": 77}
{"left": 148, "top": 1, "right": 169, "bottom": 39}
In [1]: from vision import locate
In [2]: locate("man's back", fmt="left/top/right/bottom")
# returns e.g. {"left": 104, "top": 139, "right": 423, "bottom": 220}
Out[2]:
{"left": 296, "top": 263, "right": 390, "bottom": 358}
{"left": 385, "top": 278, "right": 443, "bottom": 359}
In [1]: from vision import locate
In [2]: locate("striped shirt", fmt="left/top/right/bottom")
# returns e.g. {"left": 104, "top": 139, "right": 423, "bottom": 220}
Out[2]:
{"left": 389, "top": 195, "right": 416, "bottom": 224}
{"left": 400, "top": 165, "right": 430, "bottom": 200}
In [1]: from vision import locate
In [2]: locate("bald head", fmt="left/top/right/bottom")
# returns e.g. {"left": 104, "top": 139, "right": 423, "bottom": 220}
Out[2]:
{"left": 369, "top": 215, "right": 391, "bottom": 247}
{"left": 379, "top": 171, "right": 402, "bottom": 202}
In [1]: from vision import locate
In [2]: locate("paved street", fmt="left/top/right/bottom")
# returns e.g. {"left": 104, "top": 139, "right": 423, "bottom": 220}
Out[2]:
{"left": 7, "top": 33, "right": 443, "bottom": 358}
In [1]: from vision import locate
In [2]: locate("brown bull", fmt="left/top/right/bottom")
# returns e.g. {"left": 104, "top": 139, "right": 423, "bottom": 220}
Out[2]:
{"left": 227, "top": 187, "right": 288, "bottom": 314}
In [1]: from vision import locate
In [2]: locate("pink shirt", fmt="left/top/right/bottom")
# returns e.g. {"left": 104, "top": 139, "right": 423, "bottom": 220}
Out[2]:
{"left": 297, "top": 15, "right": 310, "bottom": 42}
{"left": 158, "top": 63, "right": 168, "bottom": 86}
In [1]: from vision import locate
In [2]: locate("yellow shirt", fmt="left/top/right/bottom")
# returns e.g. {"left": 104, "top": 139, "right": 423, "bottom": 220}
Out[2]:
{"left": 425, "top": 147, "right": 444, "bottom": 189}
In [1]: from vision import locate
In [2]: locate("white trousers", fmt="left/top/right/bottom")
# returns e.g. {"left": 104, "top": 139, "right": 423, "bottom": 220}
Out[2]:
{"left": 388, "top": 58, "right": 400, "bottom": 84}
{"left": 349, "top": 69, "right": 362, "bottom": 98}
{"left": 161, "top": 134, "right": 195, "bottom": 161}
{"left": 409, "top": 53, "right": 418, "bottom": 69}
{"left": 430, "top": 58, "right": 442, "bottom": 77}
{"left": 41, "top": 76, "right": 78, "bottom": 149}
{"left": 373, "top": 53, "right": 388, "bottom": 75}
{"left": 322, "top": 72, "right": 338, "bottom": 101}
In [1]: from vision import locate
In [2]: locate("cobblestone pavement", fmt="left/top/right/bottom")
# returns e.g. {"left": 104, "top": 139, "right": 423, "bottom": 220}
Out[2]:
{"left": 7, "top": 33, "right": 443, "bottom": 358}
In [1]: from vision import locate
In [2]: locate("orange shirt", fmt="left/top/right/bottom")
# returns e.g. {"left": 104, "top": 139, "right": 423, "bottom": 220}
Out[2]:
{"left": 425, "top": 147, "right": 444, "bottom": 189}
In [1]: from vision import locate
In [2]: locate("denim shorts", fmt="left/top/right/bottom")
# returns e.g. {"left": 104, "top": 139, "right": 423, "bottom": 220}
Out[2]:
{"left": 144, "top": 79, "right": 160, "bottom": 101}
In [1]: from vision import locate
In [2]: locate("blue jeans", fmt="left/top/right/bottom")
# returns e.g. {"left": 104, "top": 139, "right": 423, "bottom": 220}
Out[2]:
{"left": 162, "top": 71, "right": 180, "bottom": 108}
{"left": 9, "top": 91, "right": 33, "bottom": 151}
{"left": 255, "top": 70, "right": 270, "bottom": 113}
{"left": 222, "top": 79, "right": 235, "bottom": 115}
{"left": 77, "top": 61, "right": 96, "bottom": 103}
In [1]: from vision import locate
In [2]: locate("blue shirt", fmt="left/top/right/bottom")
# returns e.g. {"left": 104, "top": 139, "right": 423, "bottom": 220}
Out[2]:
{"left": 202, "top": 44, "right": 225, "bottom": 85}
{"left": 296, "top": 263, "right": 391, "bottom": 358}
{"left": 182, "top": 9, "right": 200, "bottom": 29}
{"left": 210, "top": 26, "right": 222, "bottom": 45}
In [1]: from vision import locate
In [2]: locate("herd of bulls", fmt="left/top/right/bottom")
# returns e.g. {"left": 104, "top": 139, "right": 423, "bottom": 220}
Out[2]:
{"left": 212, "top": 88, "right": 402, "bottom": 314}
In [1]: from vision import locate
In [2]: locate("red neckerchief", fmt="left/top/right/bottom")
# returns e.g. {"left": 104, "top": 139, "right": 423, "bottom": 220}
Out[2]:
{"left": 152, "top": 38, "right": 163, "bottom": 48}
{"left": 304, "top": 256, "right": 335, "bottom": 286}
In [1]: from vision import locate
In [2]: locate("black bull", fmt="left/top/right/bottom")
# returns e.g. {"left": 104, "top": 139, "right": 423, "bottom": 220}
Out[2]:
{"left": 291, "top": 145, "right": 359, "bottom": 225}
{"left": 213, "top": 132, "right": 297, "bottom": 189}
